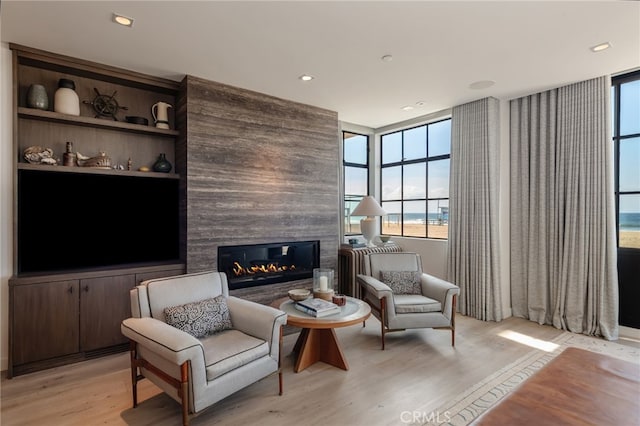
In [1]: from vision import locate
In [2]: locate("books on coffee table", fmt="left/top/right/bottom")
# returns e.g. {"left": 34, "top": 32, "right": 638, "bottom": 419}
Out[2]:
{"left": 295, "top": 297, "right": 342, "bottom": 317}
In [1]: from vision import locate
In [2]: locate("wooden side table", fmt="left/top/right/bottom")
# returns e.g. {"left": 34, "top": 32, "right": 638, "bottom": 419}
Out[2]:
{"left": 279, "top": 297, "right": 371, "bottom": 372}
{"left": 337, "top": 243, "right": 402, "bottom": 298}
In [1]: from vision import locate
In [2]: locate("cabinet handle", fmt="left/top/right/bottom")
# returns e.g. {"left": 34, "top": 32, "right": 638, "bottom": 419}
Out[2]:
{"left": 84, "top": 285, "right": 89, "bottom": 292}
{"left": 68, "top": 286, "right": 73, "bottom": 294}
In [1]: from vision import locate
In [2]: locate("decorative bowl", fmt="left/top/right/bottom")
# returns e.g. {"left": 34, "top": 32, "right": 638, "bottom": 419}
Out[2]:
{"left": 288, "top": 288, "right": 311, "bottom": 302}
{"left": 126, "top": 116, "right": 149, "bottom": 125}
{"left": 379, "top": 235, "right": 391, "bottom": 243}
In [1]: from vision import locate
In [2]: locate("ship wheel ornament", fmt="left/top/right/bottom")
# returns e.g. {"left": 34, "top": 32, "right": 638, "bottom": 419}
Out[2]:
{"left": 83, "top": 88, "right": 128, "bottom": 120}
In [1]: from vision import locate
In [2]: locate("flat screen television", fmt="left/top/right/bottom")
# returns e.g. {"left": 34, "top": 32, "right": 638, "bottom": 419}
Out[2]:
{"left": 18, "top": 169, "right": 180, "bottom": 274}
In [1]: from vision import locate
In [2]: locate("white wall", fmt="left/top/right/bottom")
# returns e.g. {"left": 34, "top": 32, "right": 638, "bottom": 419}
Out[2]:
{"left": 393, "top": 237, "right": 448, "bottom": 279}
{"left": 1, "top": 42, "right": 14, "bottom": 371}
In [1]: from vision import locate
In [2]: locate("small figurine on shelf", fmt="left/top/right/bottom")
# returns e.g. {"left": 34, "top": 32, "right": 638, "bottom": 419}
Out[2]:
{"left": 127, "top": 158, "right": 132, "bottom": 171}
{"left": 63, "top": 141, "right": 76, "bottom": 167}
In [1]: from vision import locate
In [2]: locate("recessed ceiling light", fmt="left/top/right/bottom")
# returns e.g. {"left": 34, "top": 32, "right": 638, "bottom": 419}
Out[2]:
{"left": 381, "top": 55, "right": 393, "bottom": 62}
{"left": 469, "top": 80, "right": 495, "bottom": 90}
{"left": 113, "top": 13, "right": 134, "bottom": 27}
{"left": 401, "top": 105, "right": 414, "bottom": 111}
{"left": 299, "top": 75, "right": 314, "bottom": 82}
{"left": 591, "top": 42, "right": 611, "bottom": 52}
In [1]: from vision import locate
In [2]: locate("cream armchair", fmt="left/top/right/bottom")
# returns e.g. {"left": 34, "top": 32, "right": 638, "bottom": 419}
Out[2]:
{"left": 357, "top": 252, "right": 459, "bottom": 350}
{"left": 121, "top": 271, "right": 287, "bottom": 426}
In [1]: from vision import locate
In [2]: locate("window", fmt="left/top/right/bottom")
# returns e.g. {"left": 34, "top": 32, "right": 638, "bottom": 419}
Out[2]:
{"left": 612, "top": 71, "right": 640, "bottom": 249}
{"left": 380, "top": 119, "right": 451, "bottom": 239}
{"left": 343, "top": 132, "right": 369, "bottom": 235}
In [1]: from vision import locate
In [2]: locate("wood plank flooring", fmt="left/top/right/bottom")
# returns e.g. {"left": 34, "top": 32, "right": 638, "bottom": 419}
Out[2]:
{"left": 1, "top": 316, "right": 635, "bottom": 426}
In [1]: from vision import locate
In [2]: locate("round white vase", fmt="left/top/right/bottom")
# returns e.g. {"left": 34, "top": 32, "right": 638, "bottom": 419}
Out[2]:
{"left": 54, "top": 78, "right": 80, "bottom": 116}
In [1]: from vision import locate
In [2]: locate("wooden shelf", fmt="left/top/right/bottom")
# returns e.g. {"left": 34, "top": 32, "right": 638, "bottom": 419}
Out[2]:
{"left": 10, "top": 44, "right": 185, "bottom": 379}
{"left": 18, "top": 107, "right": 179, "bottom": 137}
{"left": 17, "top": 162, "right": 180, "bottom": 179}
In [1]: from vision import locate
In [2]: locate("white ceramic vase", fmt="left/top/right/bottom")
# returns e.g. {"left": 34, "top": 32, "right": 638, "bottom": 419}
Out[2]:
{"left": 54, "top": 79, "right": 80, "bottom": 116}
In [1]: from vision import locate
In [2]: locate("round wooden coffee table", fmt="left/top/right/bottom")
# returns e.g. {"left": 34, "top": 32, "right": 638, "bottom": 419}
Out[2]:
{"left": 279, "top": 297, "right": 371, "bottom": 372}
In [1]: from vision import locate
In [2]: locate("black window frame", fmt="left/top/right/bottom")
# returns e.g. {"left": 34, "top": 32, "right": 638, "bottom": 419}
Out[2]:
{"left": 342, "top": 131, "right": 370, "bottom": 236}
{"left": 379, "top": 118, "right": 451, "bottom": 239}
{"left": 612, "top": 70, "right": 640, "bottom": 250}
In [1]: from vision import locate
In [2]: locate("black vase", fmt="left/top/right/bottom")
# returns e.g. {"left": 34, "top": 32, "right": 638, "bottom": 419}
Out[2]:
{"left": 153, "top": 153, "right": 172, "bottom": 173}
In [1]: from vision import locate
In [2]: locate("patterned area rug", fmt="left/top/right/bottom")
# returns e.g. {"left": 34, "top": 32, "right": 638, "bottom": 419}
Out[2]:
{"left": 427, "top": 331, "right": 640, "bottom": 426}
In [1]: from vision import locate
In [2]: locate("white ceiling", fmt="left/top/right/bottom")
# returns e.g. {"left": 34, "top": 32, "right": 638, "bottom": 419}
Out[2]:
{"left": 2, "top": 1, "right": 639, "bottom": 129}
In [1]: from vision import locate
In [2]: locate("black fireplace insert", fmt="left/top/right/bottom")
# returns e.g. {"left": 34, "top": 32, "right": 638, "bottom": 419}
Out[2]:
{"left": 218, "top": 240, "right": 320, "bottom": 289}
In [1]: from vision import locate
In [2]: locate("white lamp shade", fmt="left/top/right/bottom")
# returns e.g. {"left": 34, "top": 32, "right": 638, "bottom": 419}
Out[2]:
{"left": 351, "top": 196, "right": 386, "bottom": 217}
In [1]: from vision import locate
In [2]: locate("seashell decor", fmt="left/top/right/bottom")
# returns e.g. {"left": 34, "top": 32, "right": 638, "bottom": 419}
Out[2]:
{"left": 23, "top": 146, "right": 57, "bottom": 165}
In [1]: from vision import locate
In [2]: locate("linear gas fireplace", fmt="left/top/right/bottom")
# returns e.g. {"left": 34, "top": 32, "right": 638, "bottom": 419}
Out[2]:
{"left": 218, "top": 240, "right": 320, "bottom": 290}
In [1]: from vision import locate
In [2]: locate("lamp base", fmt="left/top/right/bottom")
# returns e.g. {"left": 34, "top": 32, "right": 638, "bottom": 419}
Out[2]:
{"left": 360, "top": 217, "right": 377, "bottom": 247}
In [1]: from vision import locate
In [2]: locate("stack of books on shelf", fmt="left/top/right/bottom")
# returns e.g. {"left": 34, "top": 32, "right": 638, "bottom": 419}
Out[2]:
{"left": 295, "top": 297, "right": 342, "bottom": 317}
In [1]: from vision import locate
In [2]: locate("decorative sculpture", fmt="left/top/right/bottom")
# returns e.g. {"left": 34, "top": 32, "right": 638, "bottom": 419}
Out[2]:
{"left": 83, "top": 88, "right": 128, "bottom": 120}
{"left": 76, "top": 151, "right": 111, "bottom": 168}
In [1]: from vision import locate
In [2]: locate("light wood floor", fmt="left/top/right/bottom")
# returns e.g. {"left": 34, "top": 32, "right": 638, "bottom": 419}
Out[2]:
{"left": 1, "top": 316, "right": 636, "bottom": 426}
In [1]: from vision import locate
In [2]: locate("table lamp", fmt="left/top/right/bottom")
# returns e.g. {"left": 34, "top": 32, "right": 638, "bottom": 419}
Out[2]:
{"left": 351, "top": 196, "right": 386, "bottom": 247}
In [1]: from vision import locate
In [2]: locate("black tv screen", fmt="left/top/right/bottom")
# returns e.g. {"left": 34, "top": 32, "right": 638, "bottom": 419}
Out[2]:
{"left": 18, "top": 169, "right": 180, "bottom": 274}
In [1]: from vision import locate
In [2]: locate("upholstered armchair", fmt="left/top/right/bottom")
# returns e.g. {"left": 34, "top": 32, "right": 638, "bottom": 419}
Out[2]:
{"left": 357, "top": 252, "right": 459, "bottom": 349}
{"left": 121, "top": 271, "right": 287, "bottom": 426}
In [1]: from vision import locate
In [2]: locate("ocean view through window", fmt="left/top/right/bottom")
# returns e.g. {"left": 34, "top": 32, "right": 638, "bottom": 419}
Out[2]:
{"left": 380, "top": 119, "right": 451, "bottom": 239}
{"left": 343, "top": 132, "right": 369, "bottom": 235}
{"left": 613, "top": 71, "right": 640, "bottom": 249}
{"left": 613, "top": 70, "right": 639, "bottom": 328}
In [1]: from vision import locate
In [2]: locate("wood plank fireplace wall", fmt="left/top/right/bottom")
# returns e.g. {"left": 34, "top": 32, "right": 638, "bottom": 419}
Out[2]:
{"left": 180, "top": 75, "right": 340, "bottom": 303}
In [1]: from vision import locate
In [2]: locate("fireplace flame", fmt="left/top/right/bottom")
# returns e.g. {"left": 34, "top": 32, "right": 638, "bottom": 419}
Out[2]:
{"left": 232, "top": 261, "right": 296, "bottom": 277}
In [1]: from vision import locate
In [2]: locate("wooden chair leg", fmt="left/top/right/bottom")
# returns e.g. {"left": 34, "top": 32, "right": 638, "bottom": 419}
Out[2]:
{"left": 127, "top": 341, "right": 191, "bottom": 424}
{"left": 451, "top": 294, "right": 457, "bottom": 347}
{"left": 129, "top": 340, "right": 138, "bottom": 408}
{"left": 180, "top": 362, "right": 189, "bottom": 426}
{"left": 278, "top": 325, "right": 284, "bottom": 396}
{"left": 380, "top": 297, "right": 386, "bottom": 350}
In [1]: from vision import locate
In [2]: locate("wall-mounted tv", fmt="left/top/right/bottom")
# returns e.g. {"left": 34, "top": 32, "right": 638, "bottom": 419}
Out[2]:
{"left": 18, "top": 169, "right": 180, "bottom": 274}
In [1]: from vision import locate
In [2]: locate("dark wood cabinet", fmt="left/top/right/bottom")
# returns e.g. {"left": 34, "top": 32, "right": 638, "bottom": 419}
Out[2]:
{"left": 8, "top": 264, "right": 185, "bottom": 377}
{"left": 11, "top": 280, "right": 79, "bottom": 365}
{"left": 79, "top": 274, "right": 136, "bottom": 351}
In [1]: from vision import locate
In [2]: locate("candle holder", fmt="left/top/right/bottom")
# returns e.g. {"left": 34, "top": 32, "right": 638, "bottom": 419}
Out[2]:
{"left": 313, "top": 268, "right": 334, "bottom": 301}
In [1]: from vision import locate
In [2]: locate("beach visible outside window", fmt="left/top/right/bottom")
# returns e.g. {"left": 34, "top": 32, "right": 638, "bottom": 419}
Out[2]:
{"left": 380, "top": 119, "right": 451, "bottom": 239}
{"left": 613, "top": 73, "right": 640, "bottom": 249}
{"left": 343, "top": 132, "right": 369, "bottom": 235}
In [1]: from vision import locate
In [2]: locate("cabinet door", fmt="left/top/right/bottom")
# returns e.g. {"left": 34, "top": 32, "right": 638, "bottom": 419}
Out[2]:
{"left": 80, "top": 274, "right": 135, "bottom": 351}
{"left": 12, "top": 280, "right": 79, "bottom": 365}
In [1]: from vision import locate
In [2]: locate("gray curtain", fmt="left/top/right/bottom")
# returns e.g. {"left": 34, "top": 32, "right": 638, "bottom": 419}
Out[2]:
{"left": 510, "top": 76, "right": 618, "bottom": 340}
{"left": 447, "top": 97, "right": 503, "bottom": 321}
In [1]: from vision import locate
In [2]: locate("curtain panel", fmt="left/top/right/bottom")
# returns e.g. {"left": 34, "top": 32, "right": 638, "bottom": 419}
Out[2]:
{"left": 447, "top": 97, "right": 503, "bottom": 321}
{"left": 510, "top": 76, "right": 618, "bottom": 340}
